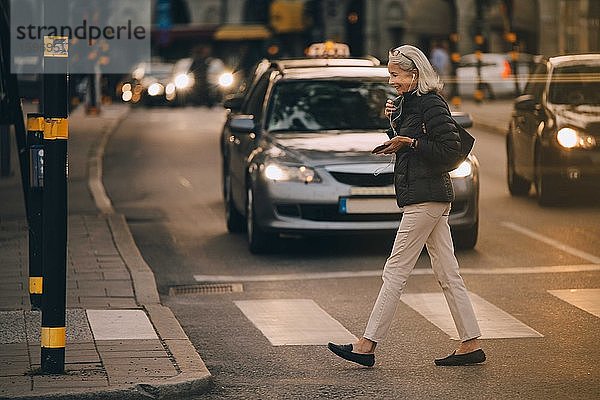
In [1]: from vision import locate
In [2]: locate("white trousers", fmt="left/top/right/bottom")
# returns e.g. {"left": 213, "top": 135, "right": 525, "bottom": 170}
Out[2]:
{"left": 364, "top": 202, "right": 481, "bottom": 342}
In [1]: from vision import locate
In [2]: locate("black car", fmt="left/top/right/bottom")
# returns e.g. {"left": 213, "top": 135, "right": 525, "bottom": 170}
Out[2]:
{"left": 506, "top": 54, "right": 600, "bottom": 205}
{"left": 220, "top": 47, "right": 480, "bottom": 253}
{"left": 119, "top": 61, "right": 176, "bottom": 106}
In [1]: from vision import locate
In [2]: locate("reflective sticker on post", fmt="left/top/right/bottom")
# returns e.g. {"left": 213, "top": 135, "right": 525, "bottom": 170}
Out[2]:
{"left": 27, "top": 117, "right": 45, "bottom": 132}
{"left": 41, "top": 327, "right": 66, "bottom": 348}
{"left": 43, "top": 118, "right": 69, "bottom": 140}
{"left": 29, "top": 277, "right": 43, "bottom": 294}
{"left": 44, "top": 36, "right": 69, "bottom": 58}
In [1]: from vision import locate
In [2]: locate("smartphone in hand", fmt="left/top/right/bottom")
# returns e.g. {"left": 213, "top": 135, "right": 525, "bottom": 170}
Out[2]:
{"left": 371, "top": 143, "right": 389, "bottom": 154}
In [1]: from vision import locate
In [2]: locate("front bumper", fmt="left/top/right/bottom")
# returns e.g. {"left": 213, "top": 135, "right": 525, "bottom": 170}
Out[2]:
{"left": 541, "top": 143, "right": 600, "bottom": 188}
{"left": 251, "top": 169, "right": 479, "bottom": 235}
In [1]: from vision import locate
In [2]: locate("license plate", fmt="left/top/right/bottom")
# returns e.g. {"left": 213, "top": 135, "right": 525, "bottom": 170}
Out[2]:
{"left": 339, "top": 197, "right": 402, "bottom": 214}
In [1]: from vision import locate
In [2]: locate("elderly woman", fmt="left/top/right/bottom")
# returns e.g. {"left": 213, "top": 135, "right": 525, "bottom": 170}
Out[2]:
{"left": 328, "top": 44, "right": 485, "bottom": 367}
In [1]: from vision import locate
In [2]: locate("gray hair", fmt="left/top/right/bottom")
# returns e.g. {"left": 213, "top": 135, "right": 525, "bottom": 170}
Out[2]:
{"left": 388, "top": 44, "right": 443, "bottom": 95}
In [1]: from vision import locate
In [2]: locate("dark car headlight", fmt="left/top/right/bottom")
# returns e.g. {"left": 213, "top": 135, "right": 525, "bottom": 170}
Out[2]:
{"left": 556, "top": 127, "right": 596, "bottom": 149}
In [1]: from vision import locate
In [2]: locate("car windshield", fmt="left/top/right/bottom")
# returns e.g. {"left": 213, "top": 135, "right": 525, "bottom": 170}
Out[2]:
{"left": 266, "top": 80, "right": 396, "bottom": 132}
{"left": 548, "top": 64, "right": 600, "bottom": 105}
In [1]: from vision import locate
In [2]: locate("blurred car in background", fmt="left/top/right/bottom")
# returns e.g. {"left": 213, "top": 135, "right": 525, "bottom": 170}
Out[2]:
{"left": 169, "top": 57, "right": 239, "bottom": 106}
{"left": 118, "top": 61, "right": 176, "bottom": 106}
{"left": 220, "top": 42, "right": 480, "bottom": 253}
{"left": 506, "top": 54, "right": 600, "bottom": 205}
{"left": 170, "top": 58, "right": 195, "bottom": 105}
{"left": 456, "top": 53, "right": 534, "bottom": 99}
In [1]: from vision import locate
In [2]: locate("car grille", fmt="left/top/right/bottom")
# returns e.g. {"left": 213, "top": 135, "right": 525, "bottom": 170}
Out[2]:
{"left": 277, "top": 204, "right": 400, "bottom": 222}
{"left": 329, "top": 172, "right": 394, "bottom": 187}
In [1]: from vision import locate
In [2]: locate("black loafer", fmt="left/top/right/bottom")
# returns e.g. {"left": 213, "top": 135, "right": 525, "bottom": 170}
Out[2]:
{"left": 327, "top": 342, "right": 375, "bottom": 367}
{"left": 434, "top": 349, "right": 486, "bottom": 366}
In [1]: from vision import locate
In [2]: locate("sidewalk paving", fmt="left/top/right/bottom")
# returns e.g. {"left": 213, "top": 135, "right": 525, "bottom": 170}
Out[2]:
{"left": 0, "top": 104, "right": 211, "bottom": 399}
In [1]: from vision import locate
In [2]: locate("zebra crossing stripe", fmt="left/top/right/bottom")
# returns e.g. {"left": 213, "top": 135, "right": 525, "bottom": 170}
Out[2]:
{"left": 401, "top": 292, "right": 543, "bottom": 339}
{"left": 547, "top": 289, "right": 600, "bottom": 318}
{"left": 234, "top": 299, "right": 357, "bottom": 346}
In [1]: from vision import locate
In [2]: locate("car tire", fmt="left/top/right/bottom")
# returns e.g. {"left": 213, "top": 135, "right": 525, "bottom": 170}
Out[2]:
{"left": 224, "top": 173, "right": 245, "bottom": 233}
{"left": 535, "top": 150, "right": 561, "bottom": 206}
{"left": 452, "top": 221, "right": 478, "bottom": 250}
{"left": 506, "top": 138, "right": 530, "bottom": 196}
{"left": 246, "top": 186, "right": 277, "bottom": 254}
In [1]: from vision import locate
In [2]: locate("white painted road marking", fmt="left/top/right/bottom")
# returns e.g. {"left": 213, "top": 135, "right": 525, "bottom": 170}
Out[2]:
{"left": 401, "top": 292, "right": 543, "bottom": 340}
{"left": 194, "top": 263, "right": 600, "bottom": 283}
{"left": 234, "top": 299, "right": 357, "bottom": 346}
{"left": 501, "top": 222, "right": 600, "bottom": 264}
{"left": 548, "top": 289, "right": 600, "bottom": 318}
{"left": 86, "top": 309, "right": 158, "bottom": 340}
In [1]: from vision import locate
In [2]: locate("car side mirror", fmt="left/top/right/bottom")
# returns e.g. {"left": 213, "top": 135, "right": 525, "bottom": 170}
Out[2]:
{"left": 229, "top": 115, "right": 255, "bottom": 133}
{"left": 223, "top": 94, "right": 243, "bottom": 111}
{"left": 514, "top": 94, "right": 538, "bottom": 112}
{"left": 451, "top": 112, "right": 473, "bottom": 129}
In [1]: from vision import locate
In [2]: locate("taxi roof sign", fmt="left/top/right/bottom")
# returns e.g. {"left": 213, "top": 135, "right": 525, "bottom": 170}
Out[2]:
{"left": 306, "top": 42, "right": 350, "bottom": 57}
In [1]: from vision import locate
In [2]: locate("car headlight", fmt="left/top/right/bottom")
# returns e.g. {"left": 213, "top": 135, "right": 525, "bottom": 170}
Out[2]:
{"left": 174, "top": 73, "right": 193, "bottom": 89}
{"left": 121, "top": 90, "right": 132, "bottom": 102}
{"left": 263, "top": 162, "right": 321, "bottom": 183}
{"left": 165, "top": 83, "right": 176, "bottom": 95}
{"left": 148, "top": 82, "right": 163, "bottom": 96}
{"left": 218, "top": 72, "right": 234, "bottom": 88}
{"left": 449, "top": 160, "right": 473, "bottom": 178}
{"left": 556, "top": 127, "right": 596, "bottom": 149}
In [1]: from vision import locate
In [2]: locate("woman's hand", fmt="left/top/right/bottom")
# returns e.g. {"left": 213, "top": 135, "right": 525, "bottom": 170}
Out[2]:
{"left": 374, "top": 136, "right": 413, "bottom": 154}
{"left": 384, "top": 99, "right": 396, "bottom": 119}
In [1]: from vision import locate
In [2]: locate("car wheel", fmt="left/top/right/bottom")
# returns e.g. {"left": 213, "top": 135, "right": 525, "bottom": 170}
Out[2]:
{"left": 452, "top": 221, "right": 478, "bottom": 250}
{"left": 221, "top": 160, "right": 228, "bottom": 200}
{"left": 224, "top": 173, "right": 245, "bottom": 233}
{"left": 506, "top": 138, "right": 530, "bottom": 196}
{"left": 535, "top": 149, "right": 561, "bottom": 206}
{"left": 246, "top": 186, "right": 277, "bottom": 254}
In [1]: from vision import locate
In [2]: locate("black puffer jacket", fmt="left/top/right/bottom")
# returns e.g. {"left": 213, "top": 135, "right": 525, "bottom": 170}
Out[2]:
{"left": 387, "top": 91, "right": 460, "bottom": 207}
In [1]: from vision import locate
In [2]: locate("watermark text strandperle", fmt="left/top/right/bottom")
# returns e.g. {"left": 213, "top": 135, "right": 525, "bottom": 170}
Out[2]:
{"left": 15, "top": 19, "right": 146, "bottom": 46}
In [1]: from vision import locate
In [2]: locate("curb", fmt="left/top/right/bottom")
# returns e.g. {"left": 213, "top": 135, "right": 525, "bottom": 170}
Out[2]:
{"left": 87, "top": 108, "right": 127, "bottom": 215}
{"left": 107, "top": 214, "right": 213, "bottom": 399}
{"left": 90, "top": 107, "right": 213, "bottom": 398}
{"left": 89, "top": 107, "right": 213, "bottom": 398}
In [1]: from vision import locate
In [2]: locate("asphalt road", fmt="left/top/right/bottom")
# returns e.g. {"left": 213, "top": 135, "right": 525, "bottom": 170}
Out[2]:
{"left": 104, "top": 105, "right": 600, "bottom": 399}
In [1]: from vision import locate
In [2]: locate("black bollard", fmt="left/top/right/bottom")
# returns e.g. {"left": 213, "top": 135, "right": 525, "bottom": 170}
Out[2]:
{"left": 40, "top": 28, "right": 69, "bottom": 374}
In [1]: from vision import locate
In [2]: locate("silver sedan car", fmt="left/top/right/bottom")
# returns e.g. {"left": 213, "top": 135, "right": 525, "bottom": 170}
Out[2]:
{"left": 221, "top": 62, "right": 479, "bottom": 253}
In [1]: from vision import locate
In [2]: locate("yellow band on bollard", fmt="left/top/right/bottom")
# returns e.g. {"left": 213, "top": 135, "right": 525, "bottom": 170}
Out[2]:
{"left": 29, "top": 277, "right": 43, "bottom": 294}
{"left": 43, "top": 118, "right": 69, "bottom": 140}
{"left": 27, "top": 117, "right": 45, "bottom": 132}
{"left": 41, "top": 327, "right": 66, "bottom": 348}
